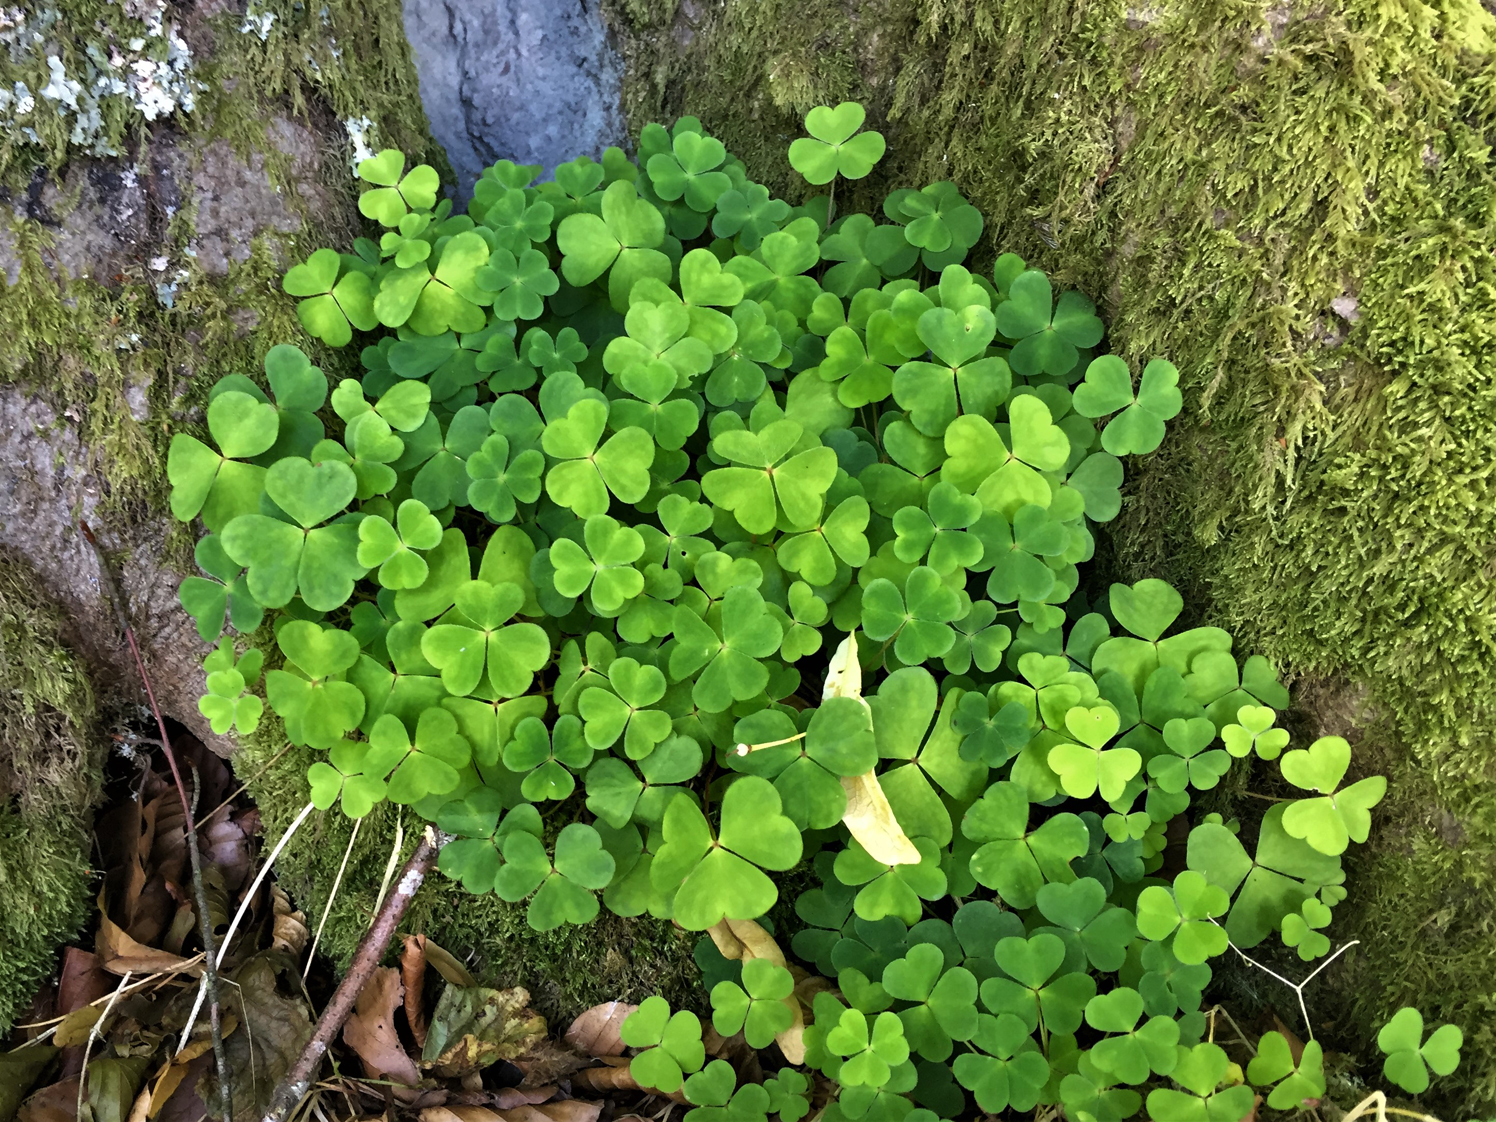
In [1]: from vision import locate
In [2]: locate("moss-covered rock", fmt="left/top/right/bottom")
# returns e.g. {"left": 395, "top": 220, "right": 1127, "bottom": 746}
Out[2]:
{"left": 0, "top": 0, "right": 444, "bottom": 744}
{"left": 0, "top": 549, "right": 101, "bottom": 1033}
{"left": 602, "top": 0, "right": 1496, "bottom": 1109}
{"left": 0, "top": 0, "right": 702, "bottom": 1032}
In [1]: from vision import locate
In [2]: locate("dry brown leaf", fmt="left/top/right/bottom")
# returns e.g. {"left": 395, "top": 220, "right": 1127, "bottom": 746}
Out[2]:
{"left": 269, "top": 884, "right": 308, "bottom": 957}
{"left": 724, "top": 918, "right": 787, "bottom": 967}
{"left": 1271, "top": 1014, "right": 1305, "bottom": 1065}
{"left": 95, "top": 892, "right": 200, "bottom": 977}
{"left": 126, "top": 1085, "right": 151, "bottom": 1122}
{"left": 402, "top": 935, "right": 430, "bottom": 1048}
{"left": 825, "top": 634, "right": 916, "bottom": 864}
{"left": 18, "top": 1075, "right": 80, "bottom": 1122}
{"left": 202, "top": 810, "right": 256, "bottom": 895}
{"left": 705, "top": 920, "right": 747, "bottom": 962}
{"left": 423, "top": 937, "right": 478, "bottom": 987}
{"left": 197, "top": 863, "right": 231, "bottom": 936}
{"left": 775, "top": 994, "right": 806, "bottom": 1065}
{"left": 161, "top": 904, "right": 196, "bottom": 956}
{"left": 571, "top": 1057, "right": 636, "bottom": 1095}
{"left": 793, "top": 973, "right": 834, "bottom": 1010}
{"left": 148, "top": 1054, "right": 208, "bottom": 1122}
{"left": 574, "top": 1059, "right": 688, "bottom": 1104}
{"left": 840, "top": 771, "right": 919, "bottom": 865}
{"left": 497, "top": 1087, "right": 558, "bottom": 1108}
{"left": 57, "top": 948, "right": 110, "bottom": 1019}
{"left": 509, "top": 1037, "right": 590, "bottom": 1086}
{"left": 506, "top": 1101, "right": 602, "bottom": 1122}
{"left": 344, "top": 966, "right": 420, "bottom": 1086}
{"left": 97, "top": 790, "right": 157, "bottom": 938}
{"left": 702, "top": 1025, "right": 730, "bottom": 1057}
{"left": 137, "top": 796, "right": 188, "bottom": 947}
{"left": 563, "top": 1001, "right": 634, "bottom": 1057}
{"left": 147, "top": 1055, "right": 196, "bottom": 1116}
{"left": 420, "top": 1106, "right": 499, "bottom": 1122}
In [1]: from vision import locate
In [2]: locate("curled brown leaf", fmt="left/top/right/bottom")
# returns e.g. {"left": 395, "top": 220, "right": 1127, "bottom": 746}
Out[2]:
{"left": 343, "top": 966, "right": 419, "bottom": 1086}
{"left": 563, "top": 1001, "right": 634, "bottom": 1057}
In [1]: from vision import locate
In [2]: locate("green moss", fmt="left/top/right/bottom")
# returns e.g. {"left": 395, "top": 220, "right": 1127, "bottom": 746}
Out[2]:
{"left": 0, "top": 549, "right": 101, "bottom": 1032}
{"left": 606, "top": 0, "right": 1496, "bottom": 1109}
{"left": 239, "top": 734, "right": 703, "bottom": 1025}
{"left": 0, "top": 0, "right": 443, "bottom": 510}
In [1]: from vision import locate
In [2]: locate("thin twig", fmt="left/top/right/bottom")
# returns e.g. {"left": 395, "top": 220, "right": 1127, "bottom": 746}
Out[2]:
{"left": 179, "top": 801, "right": 316, "bottom": 1052}
{"left": 193, "top": 741, "right": 296, "bottom": 830}
{"left": 305, "top": 818, "right": 362, "bottom": 980}
{"left": 259, "top": 828, "right": 442, "bottom": 1122}
{"left": 76, "top": 971, "right": 131, "bottom": 1121}
{"left": 81, "top": 521, "right": 232, "bottom": 1122}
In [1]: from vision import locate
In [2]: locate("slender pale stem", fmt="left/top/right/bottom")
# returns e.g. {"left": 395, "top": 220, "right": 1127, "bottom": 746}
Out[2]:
{"left": 179, "top": 801, "right": 316, "bottom": 1054}
{"left": 1341, "top": 1090, "right": 1448, "bottom": 1122}
{"left": 1218, "top": 923, "right": 1360, "bottom": 1040}
{"left": 76, "top": 971, "right": 132, "bottom": 1121}
{"left": 305, "top": 818, "right": 363, "bottom": 980}
{"left": 735, "top": 732, "right": 807, "bottom": 756}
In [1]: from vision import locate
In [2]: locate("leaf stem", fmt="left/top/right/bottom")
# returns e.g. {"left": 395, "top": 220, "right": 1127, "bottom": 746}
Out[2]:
{"left": 735, "top": 732, "right": 807, "bottom": 755}
{"left": 1341, "top": 1090, "right": 1448, "bottom": 1122}
{"left": 1216, "top": 923, "right": 1359, "bottom": 1040}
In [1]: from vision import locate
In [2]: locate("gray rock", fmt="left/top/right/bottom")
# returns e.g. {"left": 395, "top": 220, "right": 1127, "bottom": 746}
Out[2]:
{"left": 401, "top": 0, "right": 628, "bottom": 197}
{"left": 0, "top": 385, "right": 222, "bottom": 750}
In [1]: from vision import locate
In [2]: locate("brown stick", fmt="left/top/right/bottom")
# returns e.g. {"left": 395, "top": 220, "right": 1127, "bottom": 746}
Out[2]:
{"left": 259, "top": 827, "right": 441, "bottom": 1122}
{"left": 80, "top": 521, "right": 233, "bottom": 1122}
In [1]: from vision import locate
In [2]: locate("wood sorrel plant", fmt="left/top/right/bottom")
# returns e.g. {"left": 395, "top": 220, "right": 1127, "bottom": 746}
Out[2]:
{"left": 171, "top": 103, "right": 1462, "bottom": 1119}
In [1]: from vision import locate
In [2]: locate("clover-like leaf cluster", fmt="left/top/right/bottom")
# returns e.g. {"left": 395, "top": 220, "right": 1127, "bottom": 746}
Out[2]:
{"left": 173, "top": 103, "right": 1424, "bottom": 1120}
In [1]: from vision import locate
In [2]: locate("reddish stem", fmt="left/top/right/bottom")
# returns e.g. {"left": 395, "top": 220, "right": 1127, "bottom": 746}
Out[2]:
{"left": 79, "top": 521, "right": 232, "bottom": 1122}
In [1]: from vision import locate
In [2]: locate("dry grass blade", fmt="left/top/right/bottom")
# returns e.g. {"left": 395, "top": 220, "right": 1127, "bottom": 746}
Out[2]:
{"left": 304, "top": 817, "right": 361, "bottom": 981}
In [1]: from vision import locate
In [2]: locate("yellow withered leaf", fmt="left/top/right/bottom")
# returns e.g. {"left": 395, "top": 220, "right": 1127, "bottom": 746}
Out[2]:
{"left": 822, "top": 631, "right": 864, "bottom": 702}
{"left": 841, "top": 769, "right": 920, "bottom": 866}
